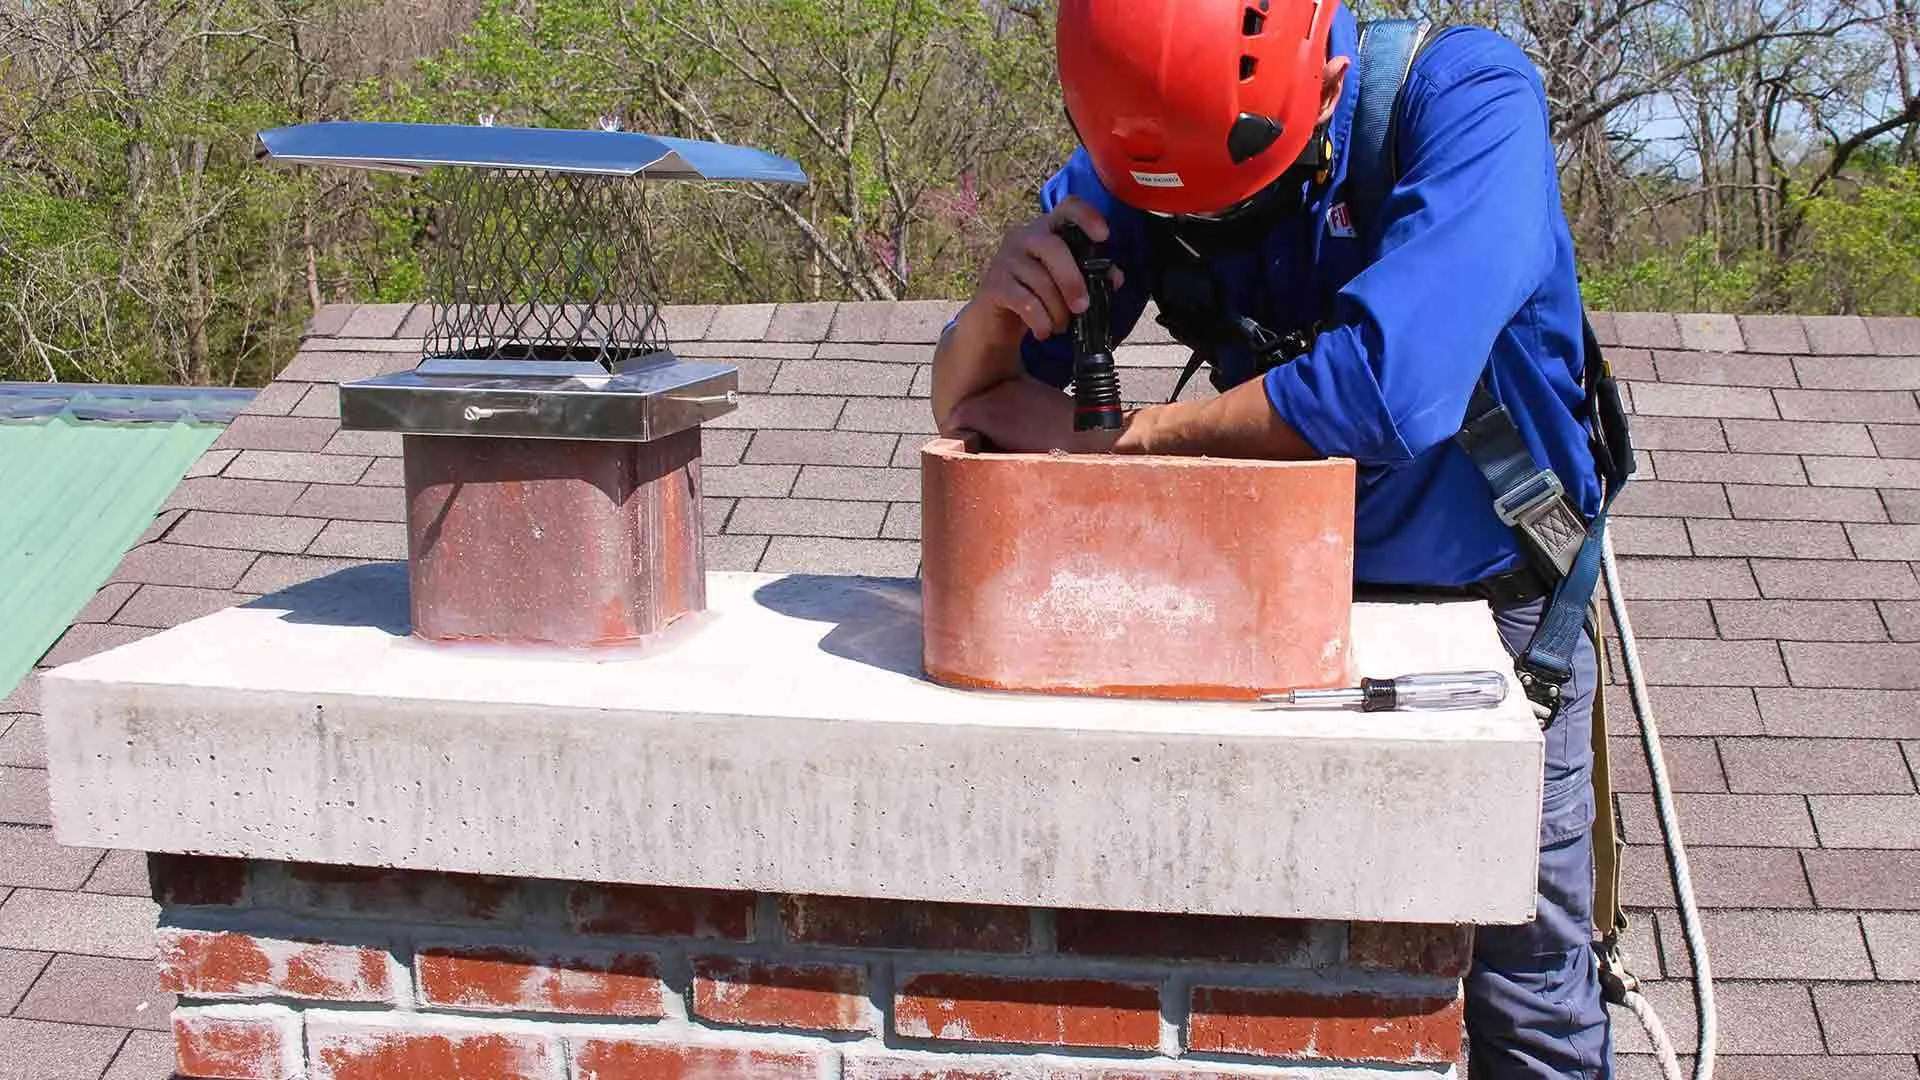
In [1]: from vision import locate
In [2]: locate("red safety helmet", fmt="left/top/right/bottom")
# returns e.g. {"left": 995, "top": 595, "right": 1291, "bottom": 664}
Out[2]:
{"left": 1057, "top": 0, "right": 1339, "bottom": 217}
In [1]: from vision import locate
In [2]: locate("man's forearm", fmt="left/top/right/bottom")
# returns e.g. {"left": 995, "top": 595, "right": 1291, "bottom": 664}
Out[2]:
{"left": 1115, "top": 376, "right": 1320, "bottom": 461}
{"left": 931, "top": 303, "right": 1031, "bottom": 434}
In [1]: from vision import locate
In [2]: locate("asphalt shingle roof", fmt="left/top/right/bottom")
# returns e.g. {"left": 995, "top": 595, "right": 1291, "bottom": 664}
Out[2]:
{"left": 3, "top": 302, "right": 1919, "bottom": 1078}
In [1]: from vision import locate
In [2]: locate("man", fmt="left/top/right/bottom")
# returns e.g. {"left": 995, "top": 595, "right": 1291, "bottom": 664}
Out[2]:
{"left": 930, "top": 1, "right": 1612, "bottom": 1077}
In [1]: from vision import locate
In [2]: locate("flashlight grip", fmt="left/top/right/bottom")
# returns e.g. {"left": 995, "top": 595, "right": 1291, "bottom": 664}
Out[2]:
{"left": 1060, "top": 224, "right": 1123, "bottom": 432}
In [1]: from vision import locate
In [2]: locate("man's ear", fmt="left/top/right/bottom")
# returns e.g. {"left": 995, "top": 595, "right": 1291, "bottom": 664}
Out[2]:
{"left": 1319, "top": 56, "right": 1352, "bottom": 126}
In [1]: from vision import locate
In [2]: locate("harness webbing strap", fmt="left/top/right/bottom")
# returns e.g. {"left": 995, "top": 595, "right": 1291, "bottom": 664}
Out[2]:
{"left": 1455, "top": 381, "right": 1588, "bottom": 578}
{"left": 1349, "top": 18, "right": 1434, "bottom": 235}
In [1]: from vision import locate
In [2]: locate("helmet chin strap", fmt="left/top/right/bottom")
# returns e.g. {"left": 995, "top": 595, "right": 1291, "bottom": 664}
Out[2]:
{"left": 1146, "top": 123, "right": 1335, "bottom": 256}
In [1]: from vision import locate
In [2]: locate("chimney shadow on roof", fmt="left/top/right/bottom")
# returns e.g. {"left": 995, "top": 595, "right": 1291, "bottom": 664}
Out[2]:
{"left": 750, "top": 573, "right": 928, "bottom": 680}
{"left": 244, "top": 561, "right": 413, "bottom": 636}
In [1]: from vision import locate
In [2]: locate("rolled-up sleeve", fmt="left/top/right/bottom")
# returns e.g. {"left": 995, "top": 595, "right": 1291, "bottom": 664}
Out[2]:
{"left": 1264, "top": 57, "right": 1558, "bottom": 466}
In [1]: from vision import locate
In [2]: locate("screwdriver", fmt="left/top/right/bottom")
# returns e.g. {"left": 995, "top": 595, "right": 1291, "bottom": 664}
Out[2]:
{"left": 1259, "top": 670, "right": 1508, "bottom": 712}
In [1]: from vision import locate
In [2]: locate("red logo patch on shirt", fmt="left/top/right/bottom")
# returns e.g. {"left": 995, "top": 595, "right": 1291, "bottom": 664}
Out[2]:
{"left": 1327, "top": 202, "right": 1356, "bottom": 238}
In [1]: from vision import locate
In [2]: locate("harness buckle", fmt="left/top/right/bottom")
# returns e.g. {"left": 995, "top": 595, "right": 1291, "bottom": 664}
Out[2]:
{"left": 1514, "top": 658, "right": 1568, "bottom": 728}
{"left": 1494, "top": 467, "right": 1566, "bottom": 527}
{"left": 1495, "top": 467, "right": 1586, "bottom": 578}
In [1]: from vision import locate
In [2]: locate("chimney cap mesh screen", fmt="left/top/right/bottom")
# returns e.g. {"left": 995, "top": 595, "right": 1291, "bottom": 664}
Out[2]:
{"left": 420, "top": 166, "right": 667, "bottom": 368}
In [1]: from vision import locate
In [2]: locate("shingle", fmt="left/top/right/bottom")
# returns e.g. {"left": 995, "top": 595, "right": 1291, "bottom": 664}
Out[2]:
{"left": 166, "top": 510, "right": 323, "bottom": 554}
{"left": 1727, "top": 484, "right": 1887, "bottom": 522}
{"left": 211, "top": 414, "right": 337, "bottom": 453}
{"left": 1652, "top": 451, "right": 1804, "bottom": 485}
{"left": 104, "top": 1030, "right": 176, "bottom": 1080}
{"left": 355, "top": 457, "right": 404, "bottom": 487}
{"left": 1602, "top": 598, "right": 1715, "bottom": 637}
{"left": 659, "top": 304, "right": 717, "bottom": 341}
{"left": 322, "top": 428, "right": 402, "bottom": 457}
{"left": 163, "top": 477, "right": 307, "bottom": 519}
{"left": 1630, "top": 416, "right": 1726, "bottom": 451}
{"left": 1711, "top": 600, "right": 1887, "bottom": 642}
{"left": 1844, "top": 523, "right": 1920, "bottom": 560}
{"left": 1605, "top": 348, "right": 1658, "bottom": 382}
{"left": 1617, "top": 793, "right": 1814, "bottom": 847}
{"left": 1777, "top": 388, "right": 1920, "bottom": 422}
{"left": 183, "top": 448, "right": 238, "bottom": 479}
{"left": 1811, "top": 795, "right": 1920, "bottom": 848}
{"left": 0, "top": 949, "right": 47, "bottom": 1013}
{"left": 291, "top": 383, "right": 340, "bottom": 418}
{"left": 277, "top": 349, "right": 402, "bottom": 383}
{"left": 664, "top": 345, "right": 786, "bottom": 391}
{"left": 1613, "top": 980, "right": 1821, "bottom": 1056}
{"left": 1601, "top": 686, "right": 1760, "bottom": 736}
{"left": 839, "top": 397, "right": 938, "bottom": 434}
{"left": 1675, "top": 313, "right": 1746, "bottom": 353}
{"left": 1687, "top": 520, "right": 1849, "bottom": 558}
{"left": 237, "top": 380, "right": 310, "bottom": 417}
{"left": 1612, "top": 557, "right": 1757, "bottom": 599}
{"left": 1629, "top": 383, "right": 1777, "bottom": 418}
{"left": 892, "top": 437, "right": 934, "bottom": 469}
{"left": 727, "top": 498, "right": 886, "bottom": 538}
{"left": 237, "top": 554, "right": 372, "bottom": 595}
{"left": 790, "top": 466, "right": 920, "bottom": 503}
{"left": 0, "top": 768, "right": 49, "bottom": 826}
{"left": 1880, "top": 601, "right": 1920, "bottom": 640}
{"left": 0, "top": 674, "right": 38, "bottom": 715}
{"left": 307, "top": 520, "right": 406, "bottom": 559}
{"left": 1758, "top": 689, "right": 1920, "bottom": 738}
{"left": 1723, "top": 419, "right": 1875, "bottom": 456}
{"left": 702, "top": 429, "right": 750, "bottom": 467}
{"left": 770, "top": 359, "right": 913, "bottom": 397}
{"left": 135, "top": 508, "right": 184, "bottom": 546}
{"left": 83, "top": 849, "right": 151, "bottom": 896}
{"left": 909, "top": 365, "right": 933, "bottom": 398}
{"left": 1803, "top": 315, "right": 1877, "bottom": 355}
{"left": 1815, "top": 985, "right": 1920, "bottom": 1054}
{"left": 287, "top": 483, "right": 406, "bottom": 523}
{"left": 15, "top": 953, "right": 171, "bottom": 1030}
{"left": 40, "top": 624, "right": 156, "bottom": 667}
{"left": 336, "top": 303, "right": 413, "bottom": 338}
{"left": 813, "top": 343, "right": 937, "bottom": 365}
{"left": 1737, "top": 314, "right": 1813, "bottom": 355}
{"left": 0, "top": 716, "right": 45, "bottom": 769}
{"left": 1613, "top": 313, "right": 1682, "bottom": 349}
{"left": 764, "top": 302, "right": 838, "bottom": 342}
{"left": 1802, "top": 850, "right": 1920, "bottom": 908}
{"left": 1628, "top": 638, "right": 1787, "bottom": 686}
{"left": 0, "top": 826, "right": 104, "bottom": 891}
{"left": 224, "top": 449, "right": 369, "bottom": 484}
{"left": 1604, "top": 736, "right": 1726, "bottom": 793}
{"left": 1869, "top": 424, "right": 1920, "bottom": 458}
{"left": 1720, "top": 736, "right": 1914, "bottom": 793}
{"left": 0, "top": 887, "right": 161, "bottom": 965}
{"left": 396, "top": 303, "right": 433, "bottom": 338}
{"left": 1672, "top": 910, "right": 1871, "bottom": 979}
{"left": 1793, "top": 355, "right": 1920, "bottom": 390}
{"left": 825, "top": 300, "right": 897, "bottom": 342}
{"left": 306, "top": 304, "right": 355, "bottom": 337}
{"left": 1753, "top": 559, "right": 1919, "bottom": 599}
{"left": 1615, "top": 845, "right": 1809, "bottom": 909}
{"left": 745, "top": 430, "right": 897, "bottom": 467}
{"left": 882, "top": 300, "right": 965, "bottom": 343}
{"left": 704, "top": 535, "right": 769, "bottom": 572}
{"left": 707, "top": 394, "right": 845, "bottom": 431}
{"left": 702, "top": 464, "right": 799, "bottom": 498}
{"left": 1863, "top": 912, "right": 1920, "bottom": 977}
{"left": 1864, "top": 316, "right": 1920, "bottom": 356}
{"left": 113, "top": 585, "right": 249, "bottom": 629}
{"left": 701, "top": 496, "right": 733, "bottom": 535}
{"left": 760, "top": 537, "right": 919, "bottom": 576}
{"left": 1784, "top": 641, "right": 1920, "bottom": 690}
{"left": 72, "top": 583, "right": 137, "bottom": 625}
{"left": 882, "top": 503, "right": 920, "bottom": 541}
{"left": 1656, "top": 350, "right": 1792, "bottom": 387}
{"left": 1615, "top": 481, "right": 1731, "bottom": 519}
{"left": 0, "top": 1016, "right": 129, "bottom": 1079}
{"left": 704, "top": 302, "right": 776, "bottom": 341}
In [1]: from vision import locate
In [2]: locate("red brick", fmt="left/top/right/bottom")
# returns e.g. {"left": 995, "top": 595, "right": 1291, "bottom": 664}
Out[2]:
{"left": 1711, "top": 600, "right": 1887, "bottom": 642}
{"left": 691, "top": 956, "right": 873, "bottom": 1033}
{"left": 1803, "top": 850, "right": 1920, "bottom": 909}
{"left": 781, "top": 895, "right": 1029, "bottom": 952}
{"left": 150, "top": 853, "right": 249, "bottom": 906}
{"left": 307, "top": 1019, "right": 559, "bottom": 1080}
{"left": 416, "top": 945, "right": 664, "bottom": 1017}
{"left": 567, "top": 882, "right": 754, "bottom": 940}
{"left": 570, "top": 1039, "right": 831, "bottom": 1079}
{"left": 1811, "top": 984, "right": 1920, "bottom": 1053}
{"left": 1346, "top": 923, "right": 1473, "bottom": 977}
{"left": 174, "top": 1006, "right": 298, "bottom": 1080}
{"left": 1728, "top": 483, "right": 1887, "bottom": 522}
{"left": 157, "top": 929, "right": 391, "bottom": 1002}
{"left": 1053, "top": 910, "right": 1328, "bottom": 965}
{"left": 894, "top": 973, "right": 1161, "bottom": 1051}
{"left": 1783, "top": 642, "right": 1920, "bottom": 689}
{"left": 281, "top": 863, "right": 523, "bottom": 925}
{"left": 1187, "top": 985, "right": 1461, "bottom": 1064}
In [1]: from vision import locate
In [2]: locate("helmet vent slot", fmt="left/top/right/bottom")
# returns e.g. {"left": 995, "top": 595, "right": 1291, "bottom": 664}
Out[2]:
{"left": 1239, "top": 55, "right": 1258, "bottom": 80}
{"left": 1243, "top": 8, "right": 1266, "bottom": 34}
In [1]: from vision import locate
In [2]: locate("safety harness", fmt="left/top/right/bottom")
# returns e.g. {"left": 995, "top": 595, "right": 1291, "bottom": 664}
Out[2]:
{"left": 1134, "top": 14, "right": 1639, "bottom": 960}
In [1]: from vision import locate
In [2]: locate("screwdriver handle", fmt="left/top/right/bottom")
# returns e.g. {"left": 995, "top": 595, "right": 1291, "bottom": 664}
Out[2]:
{"left": 1362, "top": 670, "right": 1508, "bottom": 711}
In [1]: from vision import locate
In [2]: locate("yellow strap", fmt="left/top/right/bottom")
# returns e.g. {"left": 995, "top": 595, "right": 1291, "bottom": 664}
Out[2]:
{"left": 1588, "top": 605, "right": 1625, "bottom": 941}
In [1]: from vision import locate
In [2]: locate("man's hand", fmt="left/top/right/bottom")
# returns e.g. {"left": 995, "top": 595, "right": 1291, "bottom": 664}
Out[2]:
{"left": 945, "top": 377, "right": 1124, "bottom": 454}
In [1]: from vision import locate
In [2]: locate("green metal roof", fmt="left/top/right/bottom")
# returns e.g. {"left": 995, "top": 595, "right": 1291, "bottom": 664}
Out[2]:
{"left": 0, "top": 383, "right": 252, "bottom": 702}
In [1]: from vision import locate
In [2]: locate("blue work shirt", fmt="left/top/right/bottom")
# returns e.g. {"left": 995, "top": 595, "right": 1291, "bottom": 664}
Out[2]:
{"left": 1020, "top": 7, "right": 1599, "bottom": 589}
